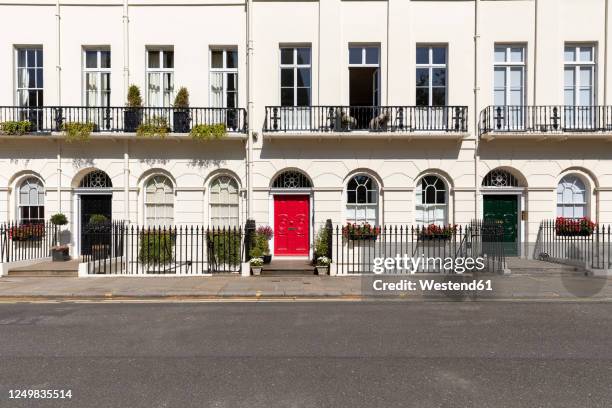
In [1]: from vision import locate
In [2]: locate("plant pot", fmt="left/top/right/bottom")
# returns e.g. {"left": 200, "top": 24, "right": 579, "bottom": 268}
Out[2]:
{"left": 316, "top": 266, "right": 329, "bottom": 276}
{"left": 251, "top": 266, "right": 262, "bottom": 276}
{"left": 124, "top": 109, "right": 142, "bottom": 132}
{"left": 51, "top": 247, "right": 69, "bottom": 262}
{"left": 173, "top": 110, "right": 190, "bottom": 133}
{"left": 263, "top": 255, "right": 272, "bottom": 264}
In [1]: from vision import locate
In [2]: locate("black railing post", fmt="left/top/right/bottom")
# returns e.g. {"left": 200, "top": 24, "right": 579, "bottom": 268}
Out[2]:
{"left": 325, "top": 219, "right": 333, "bottom": 260}
{"left": 54, "top": 107, "right": 64, "bottom": 132}
{"left": 272, "top": 107, "right": 279, "bottom": 131}
{"left": 244, "top": 219, "right": 256, "bottom": 262}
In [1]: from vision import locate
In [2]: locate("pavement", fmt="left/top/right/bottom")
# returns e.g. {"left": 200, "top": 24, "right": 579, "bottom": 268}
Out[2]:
{"left": 1, "top": 302, "right": 611, "bottom": 407}
{"left": 0, "top": 268, "right": 610, "bottom": 301}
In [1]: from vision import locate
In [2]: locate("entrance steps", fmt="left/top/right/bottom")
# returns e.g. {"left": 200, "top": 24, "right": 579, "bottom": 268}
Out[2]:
{"left": 505, "top": 257, "right": 586, "bottom": 276}
{"left": 261, "top": 259, "right": 315, "bottom": 276}
{"left": 7, "top": 260, "right": 80, "bottom": 277}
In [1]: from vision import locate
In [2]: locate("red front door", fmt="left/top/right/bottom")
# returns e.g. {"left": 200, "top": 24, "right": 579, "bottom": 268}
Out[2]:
{"left": 274, "top": 195, "right": 310, "bottom": 256}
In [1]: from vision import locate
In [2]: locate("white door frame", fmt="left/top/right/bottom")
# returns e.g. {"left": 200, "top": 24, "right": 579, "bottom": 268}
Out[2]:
{"left": 72, "top": 188, "right": 113, "bottom": 257}
{"left": 268, "top": 189, "right": 314, "bottom": 259}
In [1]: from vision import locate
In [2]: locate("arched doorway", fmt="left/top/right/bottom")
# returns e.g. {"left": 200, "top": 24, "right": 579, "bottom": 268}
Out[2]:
{"left": 75, "top": 169, "right": 113, "bottom": 256}
{"left": 481, "top": 168, "right": 525, "bottom": 256}
{"left": 270, "top": 170, "right": 313, "bottom": 257}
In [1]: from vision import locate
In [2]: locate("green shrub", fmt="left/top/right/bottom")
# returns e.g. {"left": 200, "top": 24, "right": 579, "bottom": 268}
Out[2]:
{"left": 127, "top": 85, "right": 143, "bottom": 107}
{"left": 190, "top": 123, "right": 226, "bottom": 141}
{"left": 248, "top": 232, "right": 270, "bottom": 258}
{"left": 314, "top": 227, "right": 329, "bottom": 258}
{"left": 209, "top": 231, "right": 242, "bottom": 266}
{"left": 137, "top": 116, "right": 169, "bottom": 138}
{"left": 0, "top": 121, "right": 31, "bottom": 135}
{"left": 173, "top": 87, "right": 190, "bottom": 108}
{"left": 63, "top": 122, "right": 94, "bottom": 142}
{"left": 139, "top": 232, "right": 175, "bottom": 265}
{"left": 88, "top": 214, "right": 108, "bottom": 225}
{"left": 50, "top": 213, "right": 68, "bottom": 226}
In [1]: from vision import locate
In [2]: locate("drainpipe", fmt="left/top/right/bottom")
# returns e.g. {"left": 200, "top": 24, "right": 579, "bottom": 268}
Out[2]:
{"left": 533, "top": 0, "right": 538, "bottom": 104}
{"left": 474, "top": 0, "right": 480, "bottom": 221}
{"left": 57, "top": 143, "right": 61, "bottom": 214}
{"left": 605, "top": 0, "right": 609, "bottom": 105}
{"left": 124, "top": 141, "right": 129, "bottom": 222}
{"left": 55, "top": 0, "right": 61, "bottom": 104}
{"left": 246, "top": 0, "right": 254, "bottom": 220}
{"left": 123, "top": 0, "right": 130, "bottom": 97}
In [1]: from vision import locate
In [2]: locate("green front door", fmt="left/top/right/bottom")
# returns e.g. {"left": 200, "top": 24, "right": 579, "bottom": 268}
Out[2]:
{"left": 483, "top": 195, "right": 519, "bottom": 256}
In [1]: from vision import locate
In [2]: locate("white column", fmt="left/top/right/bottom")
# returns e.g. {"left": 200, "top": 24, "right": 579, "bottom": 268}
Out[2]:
{"left": 124, "top": 140, "right": 129, "bottom": 222}
{"left": 55, "top": 0, "right": 62, "bottom": 104}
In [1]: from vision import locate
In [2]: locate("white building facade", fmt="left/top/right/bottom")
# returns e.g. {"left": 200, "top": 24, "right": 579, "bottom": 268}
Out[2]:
{"left": 1, "top": 0, "right": 612, "bottom": 259}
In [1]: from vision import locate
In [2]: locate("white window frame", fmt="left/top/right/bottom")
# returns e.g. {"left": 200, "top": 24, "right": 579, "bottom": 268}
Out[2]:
{"left": 146, "top": 49, "right": 174, "bottom": 107}
{"left": 209, "top": 48, "right": 238, "bottom": 108}
{"left": 18, "top": 177, "right": 45, "bottom": 224}
{"left": 83, "top": 49, "right": 111, "bottom": 108}
{"left": 345, "top": 174, "right": 379, "bottom": 226}
{"left": 415, "top": 45, "right": 448, "bottom": 106}
{"left": 564, "top": 44, "right": 596, "bottom": 107}
{"left": 14, "top": 47, "right": 43, "bottom": 107}
{"left": 415, "top": 175, "right": 448, "bottom": 226}
{"left": 144, "top": 175, "right": 174, "bottom": 227}
{"left": 348, "top": 45, "right": 380, "bottom": 68}
{"left": 279, "top": 46, "right": 312, "bottom": 107}
{"left": 209, "top": 175, "right": 240, "bottom": 228}
{"left": 493, "top": 44, "right": 526, "bottom": 107}
{"left": 557, "top": 175, "right": 588, "bottom": 219}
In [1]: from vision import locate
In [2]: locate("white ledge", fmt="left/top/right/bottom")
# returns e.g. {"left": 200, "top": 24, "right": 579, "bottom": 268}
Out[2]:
{"left": 481, "top": 131, "right": 612, "bottom": 141}
{"left": 0, "top": 132, "right": 247, "bottom": 141}
{"left": 263, "top": 131, "right": 469, "bottom": 140}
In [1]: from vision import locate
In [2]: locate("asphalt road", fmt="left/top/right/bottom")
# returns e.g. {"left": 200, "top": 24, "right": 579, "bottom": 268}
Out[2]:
{"left": 0, "top": 301, "right": 611, "bottom": 408}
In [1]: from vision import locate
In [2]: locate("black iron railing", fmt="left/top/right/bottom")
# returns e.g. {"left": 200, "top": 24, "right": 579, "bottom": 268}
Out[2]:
{"left": 0, "top": 106, "right": 247, "bottom": 134}
{"left": 479, "top": 105, "right": 612, "bottom": 136}
{"left": 536, "top": 219, "right": 612, "bottom": 270}
{"left": 0, "top": 221, "right": 57, "bottom": 263}
{"left": 264, "top": 106, "right": 468, "bottom": 133}
{"left": 84, "top": 224, "right": 243, "bottom": 275}
{"left": 331, "top": 222, "right": 505, "bottom": 275}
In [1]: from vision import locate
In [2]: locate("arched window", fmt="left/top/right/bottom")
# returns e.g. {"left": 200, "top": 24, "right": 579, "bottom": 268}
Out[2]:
{"left": 79, "top": 170, "right": 113, "bottom": 188}
{"left": 557, "top": 175, "right": 588, "bottom": 219}
{"left": 210, "top": 176, "right": 239, "bottom": 227}
{"left": 416, "top": 175, "right": 447, "bottom": 225}
{"left": 145, "top": 175, "right": 174, "bottom": 226}
{"left": 482, "top": 169, "right": 519, "bottom": 188}
{"left": 346, "top": 174, "right": 378, "bottom": 225}
{"left": 272, "top": 170, "right": 312, "bottom": 189}
{"left": 18, "top": 177, "right": 45, "bottom": 224}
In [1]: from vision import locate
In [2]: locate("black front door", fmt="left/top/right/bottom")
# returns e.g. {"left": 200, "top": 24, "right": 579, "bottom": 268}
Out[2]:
{"left": 483, "top": 195, "right": 519, "bottom": 256}
{"left": 80, "top": 195, "right": 112, "bottom": 256}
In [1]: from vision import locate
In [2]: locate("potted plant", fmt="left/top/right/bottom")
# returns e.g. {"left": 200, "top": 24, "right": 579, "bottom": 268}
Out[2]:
{"left": 256, "top": 226, "right": 274, "bottom": 264}
{"left": 173, "top": 87, "right": 190, "bottom": 133}
{"left": 316, "top": 256, "right": 331, "bottom": 275}
{"left": 250, "top": 257, "right": 264, "bottom": 276}
{"left": 50, "top": 213, "right": 69, "bottom": 261}
{"left": 313, "top": 227, "right": 329, "bottom": 264}
{"left": 124, "top": 85, "right": 143, "bottom": 132}
{"left": 88, "top": 214, "right": 110, "bottom": 258}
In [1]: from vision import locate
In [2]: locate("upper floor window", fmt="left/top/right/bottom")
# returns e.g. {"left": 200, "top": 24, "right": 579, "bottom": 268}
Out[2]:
{"left": 15, "top": 47, "right": 43, "bottom": 107}
{"left": 147, "top": 49, "right": 174, "bottom": 107}
{"left": 280, "top": 47, "right": 311, "bottom": 107}
{"left": 18, "top": 177, "right": 45, "bottom": 224}
{"left": 564, "top": 44, "right": 595, "bottom": 107}
{"left": 210, "top": 48, "right": 238, "bottom": 109}
{"left": 84, "top": 49, "right": 111, "bottom": 107}
{"left": 346, "top": 174, "right": 378, "bottom": 226}
{"left": 349, "top": 45, "right": 380, "bottom": 106}
{"left": 416, "top": 46, "right": 447, "bottom": 106}
{"left": 493, "top": 45, "right": 526, "bottom": 107}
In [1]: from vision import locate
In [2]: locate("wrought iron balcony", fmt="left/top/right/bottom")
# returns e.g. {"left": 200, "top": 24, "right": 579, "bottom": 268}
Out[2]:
{"left": 263, "top": 106, "right": 468, "bottom": 135}
{"left": 479, "top": 105, "right": 612, "bottom": 139}
{"left": 0, "top": 106, "right": 247, "bottom": 135}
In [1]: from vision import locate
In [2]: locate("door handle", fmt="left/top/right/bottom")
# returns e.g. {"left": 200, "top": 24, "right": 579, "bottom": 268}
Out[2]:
{"left": 288, "top": 228, "right": 296, "bottom": 231}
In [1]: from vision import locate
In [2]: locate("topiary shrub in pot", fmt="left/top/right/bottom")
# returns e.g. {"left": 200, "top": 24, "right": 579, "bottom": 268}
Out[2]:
{"left": 173, "top": 87, "right": 191, "bottom": 133}
{"left": 124, "top": 85, "right": 143, "bottom": 132}
{"left": 50, "top": 213, "right": 69, "bottom": 261}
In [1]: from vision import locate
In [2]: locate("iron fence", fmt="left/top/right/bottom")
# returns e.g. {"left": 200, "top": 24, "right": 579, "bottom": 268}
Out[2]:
{"left": 479, "top": 105, "right": 612, "bottom": 136}
{"left": 264, "top": 106, "right": 468, "bottom": 133}
{"left": 84, "top": 224, "right": 243, "bottom": 275}
{"left": 331, "top": 222, "right": 505, "bottom": 275}
{"left": 0, "top": 221, "right": 57, "bottom": 263}
{"left": 0, "top": 106, "right": 247, "bottom": 134}
{"left": 535, "top": 219, "right": 612, "bottom": 270}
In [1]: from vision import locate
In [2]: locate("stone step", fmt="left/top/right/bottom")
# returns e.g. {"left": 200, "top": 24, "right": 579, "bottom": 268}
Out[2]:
{"left": 7, "top": 260, "right": 80, "bottom": 278}
{"left": 8, "top": 269, "right": 78, "bottom": 277}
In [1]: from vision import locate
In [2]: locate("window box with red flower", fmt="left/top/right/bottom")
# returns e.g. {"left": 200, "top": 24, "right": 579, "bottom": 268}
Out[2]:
{"left": 8, "top": 224, "right": 46, "bottom": 241}
{"left": 418, "top": 224, "right": 457, "bottom": 241}
{"left": 342, "top": 223, "right": 381, "bottom": 241}
{"left": 555, "top": 217, "right": 596, "bottom": 237}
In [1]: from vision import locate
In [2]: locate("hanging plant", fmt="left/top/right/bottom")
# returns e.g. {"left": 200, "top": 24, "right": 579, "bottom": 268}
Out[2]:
{"left": 137, "top": 116, "right": 170, "bottom": 138}
{"left": 190, "top": 123, "right": 227, "bottom": 141}
{"left": 63, "top": 122, "right": 94, "bottom": 142}
{"left": 0, "top": 121, "right": 31, "bottom": 135}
